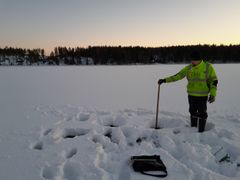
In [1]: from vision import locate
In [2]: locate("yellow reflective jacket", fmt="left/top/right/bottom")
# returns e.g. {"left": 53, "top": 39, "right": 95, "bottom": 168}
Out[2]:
{"left": 165, "top": 60, "right": 218, "bottom": 97}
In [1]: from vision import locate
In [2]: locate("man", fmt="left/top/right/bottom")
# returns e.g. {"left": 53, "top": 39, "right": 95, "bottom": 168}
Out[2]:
{"left": 158, "top": 51, "right": 218, "bottom": 132}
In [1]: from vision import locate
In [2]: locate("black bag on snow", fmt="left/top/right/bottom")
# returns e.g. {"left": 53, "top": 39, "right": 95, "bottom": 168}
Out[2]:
{"left": 130, "top": 155, "right": 168, "bottom": 178}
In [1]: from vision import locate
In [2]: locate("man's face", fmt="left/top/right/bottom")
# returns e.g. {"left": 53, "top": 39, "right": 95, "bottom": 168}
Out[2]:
{"left": 191, "top": 60, "right": 200, "bottom": 66}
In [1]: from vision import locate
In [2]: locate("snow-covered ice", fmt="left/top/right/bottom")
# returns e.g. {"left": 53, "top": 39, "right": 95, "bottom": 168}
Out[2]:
{"left": 0, "top": 64, "right": 240, "bottom": 180}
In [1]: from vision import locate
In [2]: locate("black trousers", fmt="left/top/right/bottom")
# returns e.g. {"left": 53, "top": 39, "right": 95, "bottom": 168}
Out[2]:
{"left": 188, "top": 95, "right": 208, "bottom": 120}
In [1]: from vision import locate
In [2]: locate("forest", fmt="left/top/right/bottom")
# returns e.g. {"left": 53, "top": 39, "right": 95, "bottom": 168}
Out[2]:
{"left": 1, "top": 44, "right": 240, "bottom": 65}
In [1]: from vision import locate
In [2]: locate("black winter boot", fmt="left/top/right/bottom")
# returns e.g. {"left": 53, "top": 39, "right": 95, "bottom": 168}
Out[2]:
{"left": 191, "top": 116, "right": 198, "bottom": 127}
{"left": 198, "top": 118, "right": 207, "bottom": 133}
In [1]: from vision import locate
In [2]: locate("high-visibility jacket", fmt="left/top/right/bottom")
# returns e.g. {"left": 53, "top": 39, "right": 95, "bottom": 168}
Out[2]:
{"left": 165, "top": 60, "right": 218, "bottom": 97}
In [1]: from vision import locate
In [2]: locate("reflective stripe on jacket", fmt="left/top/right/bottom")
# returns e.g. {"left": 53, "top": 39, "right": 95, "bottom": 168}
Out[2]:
{"left": 165, "top": 60, "right": 218, "bottom": 97}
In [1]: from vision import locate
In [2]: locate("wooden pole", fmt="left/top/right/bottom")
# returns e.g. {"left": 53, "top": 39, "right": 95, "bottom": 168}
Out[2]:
{"left": 155, "top": 84, "right": 160, "bottom": 129}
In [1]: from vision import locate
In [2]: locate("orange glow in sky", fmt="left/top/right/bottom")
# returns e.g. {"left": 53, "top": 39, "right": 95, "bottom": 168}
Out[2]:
{"left": 1, "top": 0, "right": 240, "bottom": 55}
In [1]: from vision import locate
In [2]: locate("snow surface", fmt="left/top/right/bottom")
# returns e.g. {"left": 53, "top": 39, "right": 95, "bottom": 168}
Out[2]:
{"left": 0, "top": 64, "right": 240, "bottom": 180}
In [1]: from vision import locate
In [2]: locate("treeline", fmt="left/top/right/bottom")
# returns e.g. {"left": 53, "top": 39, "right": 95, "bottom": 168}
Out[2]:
{"left": 0, "top": 47, "right": 45, "bottom": 64}
{"left": 74, "top": 44, "right": 240, "bottom": 64}
{"left": 1, "top": 44, "right": 240, "bottom": 65}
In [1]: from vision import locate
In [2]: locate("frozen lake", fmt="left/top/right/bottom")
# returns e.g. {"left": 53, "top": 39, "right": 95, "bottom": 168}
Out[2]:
{"left": 0, "top": 64, "right": 239, "bottom": 112}
{"left": 1, "top": 64, "right": 240, "bottom": 180}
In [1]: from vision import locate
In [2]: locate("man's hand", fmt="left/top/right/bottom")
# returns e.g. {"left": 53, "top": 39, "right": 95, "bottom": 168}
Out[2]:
{"left": 208, "top": 95, "right": 215, "bottom": 103}
{"left": 158, "top": 79, "right": 166, "bottom": 85}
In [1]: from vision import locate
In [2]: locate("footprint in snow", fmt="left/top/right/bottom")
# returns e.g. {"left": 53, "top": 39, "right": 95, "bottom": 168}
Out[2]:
{"left": 77, "top": 112, "right": 90, "bottom": 121}
{"left": 62, "top": 162, "right": 80, "bottom": 180}
{"left": 31, "top": 141, "right": 44, "bottom": 150}
{"left": 205, "top": 122, "right": 215, "bottom": 131}
{"left": 41, "top": 165, "right": 57, "bottom": 179}
{"left": 104, "top": 129, "right": 118, "bottom": 144}
{"left": 172, "top": 122, "right": 215, "bottom": 134}
{"left": 173, "top": 129, "right": 181, "bottom": 134}
{"left": 64, "top": 115, "right": 74, "bottom": 122}
{"left": 64, "top": 112, "right": 91, "bottom": 122}
{"left": 101, "top": 114, "right": 127, "bottom": 128}
{"left": 42, "top": 128, "right": 52, "bottom": 136}
{"left": 62, "top": 148, "right": 78, "bottom": 159}
{"left": 56, "top": 128, "right": 89, "bottom": 139}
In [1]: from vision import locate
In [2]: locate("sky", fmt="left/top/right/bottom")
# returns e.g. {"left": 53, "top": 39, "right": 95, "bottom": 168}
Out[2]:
{"left": 0, "top": 0, "right": 240, "bottom": 54}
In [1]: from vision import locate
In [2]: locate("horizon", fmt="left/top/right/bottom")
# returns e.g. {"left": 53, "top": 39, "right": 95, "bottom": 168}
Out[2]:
{"left": 1, "top": 0, "right": 240, "bottom": 55}
{"left": 1, "top": 43, "right": 240, "bottom": 56}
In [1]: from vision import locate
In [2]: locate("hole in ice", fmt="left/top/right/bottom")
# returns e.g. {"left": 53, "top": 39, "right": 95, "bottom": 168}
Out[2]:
{"left": 136, "top": 137, "right": 147, "bottom": 144}
{"left": 104, "top": 129, "right": 112, "bottom": 139}
{"left": 107, "top": 124, "right": 118, "bottom": 128}
{"left": 149, "top": 123, "right": 162, "bottom": 129}
{"left": 64, "top": 135, "right": 76, "bottom": 139}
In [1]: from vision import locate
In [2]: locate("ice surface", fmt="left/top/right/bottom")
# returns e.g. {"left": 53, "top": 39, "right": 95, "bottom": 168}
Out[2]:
{"left": 0, "top": 64, "right": 240, "bottom": 179}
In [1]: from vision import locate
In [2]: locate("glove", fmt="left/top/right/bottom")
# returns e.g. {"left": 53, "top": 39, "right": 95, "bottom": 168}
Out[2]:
{"left": 208, "top": 95, "right": 215, "bottom": 103}
{"left": 158, "top": 79, "right": 166, "bottom": 85}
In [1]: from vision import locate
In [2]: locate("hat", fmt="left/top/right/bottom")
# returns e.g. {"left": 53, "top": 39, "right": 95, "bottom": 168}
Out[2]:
{"left": 190, "top": 51, "right": 201, "bottom": 60}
